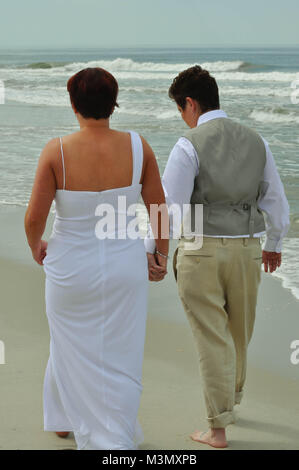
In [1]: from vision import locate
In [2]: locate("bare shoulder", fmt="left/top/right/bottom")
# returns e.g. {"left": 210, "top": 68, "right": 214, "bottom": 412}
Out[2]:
{"left": 39, "top": 137, "right": 61, "bottom": 164}
{"left": 139, "top": 135, "right": 155, "bottom": 163}
{"left": 112, "top": 130, "right": 155, "bottom": 164}
{"left": 43, "top": 137, "right": 60, "bottom": 151}
{"left": 111, "top": 129, "right": 134, "bottom": 141}
{"left": 40, "top": 131, "right": 79, "bottom": 162}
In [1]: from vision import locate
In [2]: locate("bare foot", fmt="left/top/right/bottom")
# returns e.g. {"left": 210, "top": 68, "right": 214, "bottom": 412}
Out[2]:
{"left": 56, "top": 432, "right": 69, "bottom": 438}
{"left": 190, "top": 428, "right": 228, "bottom": 448}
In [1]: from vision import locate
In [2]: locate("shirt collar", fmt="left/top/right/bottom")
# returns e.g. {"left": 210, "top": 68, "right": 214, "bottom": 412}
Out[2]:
{"left": 197, "top": 109, "right": 228, "bottom": 127}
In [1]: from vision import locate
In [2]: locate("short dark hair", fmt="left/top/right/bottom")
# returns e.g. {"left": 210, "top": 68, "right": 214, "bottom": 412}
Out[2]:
{"left": 67, "top": 67, "right": 119, "bottom": 119}
{"left": 168, "top": 65, "right": 220, "bottom": 112}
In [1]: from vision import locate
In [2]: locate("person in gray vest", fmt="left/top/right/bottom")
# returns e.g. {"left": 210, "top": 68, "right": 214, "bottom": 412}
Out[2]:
{"left": 145, "top": 65, "right": 290, "bottom": 448}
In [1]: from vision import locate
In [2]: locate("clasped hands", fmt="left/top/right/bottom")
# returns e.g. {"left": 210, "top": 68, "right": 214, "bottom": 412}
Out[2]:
{"left": 147, "top": 252, "right": 168, "bottom": 282}
{"left": 31, "top": 242, "right": 281, "bottom": 277}
{"left": 147, "top": 249, "right": 282, "bottom": 281}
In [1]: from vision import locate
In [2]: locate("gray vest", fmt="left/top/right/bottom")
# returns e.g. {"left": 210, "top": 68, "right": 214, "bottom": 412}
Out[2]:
{"left": 183, "top": 117, "right": 268, "bottom": 237}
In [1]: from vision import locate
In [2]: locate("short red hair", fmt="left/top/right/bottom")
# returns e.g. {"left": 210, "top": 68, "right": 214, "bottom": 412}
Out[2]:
{"left": 67, "top": 67, "right": 119, "bottom": 119}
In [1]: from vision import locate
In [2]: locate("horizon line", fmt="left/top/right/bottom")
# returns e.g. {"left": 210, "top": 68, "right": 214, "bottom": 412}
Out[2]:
{"left": 0, "top": 44, "right": 298, "bottom": 50}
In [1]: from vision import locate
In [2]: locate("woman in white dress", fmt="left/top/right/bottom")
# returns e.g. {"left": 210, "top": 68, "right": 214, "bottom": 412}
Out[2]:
{"left": 24, "top": 67, "right": 169, "bottom": 450}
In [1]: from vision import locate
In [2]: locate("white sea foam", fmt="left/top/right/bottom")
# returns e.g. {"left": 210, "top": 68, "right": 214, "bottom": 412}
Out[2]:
{"left": 6, "top": 87, "right": 69, "bottom": 106}
{"left": 221, "top": 86, "right": 291, "bottom": 97}
{"left": 0, "top": 200, "right": 28, "bottom": 207}
{"left": 4, "top": 68, "right": 299, "bottom": 84}
{"left": 6, "top": 82, "right": 299, "bottom": 126}
{"left": 6, "top": 85, "right": 179, "bottom": 116}
{"left": 6, "top": 77, "right": 292, "bottom": 108}
{"left": 249, "top": 109, "right": 299, "bottom": 124}
{"left": 2, "top": 58, "right": 298, "bottom": 84}
{"left": 268, "top": 237, "right": 299, "bottom": 300}
{"left": 20, "top": 58, "right": 247, "bottom": 73}
{"left": 216, "top": 71, "right": 299, "bottom": 83}
{"left": 121, "top": 86, "right": 165, "bottom": 94}
{"left": 115, "top": 106, "right": 179, "bottom": 120}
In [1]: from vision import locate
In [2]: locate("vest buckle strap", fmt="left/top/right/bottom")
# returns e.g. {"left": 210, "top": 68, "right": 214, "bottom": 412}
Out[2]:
{"left": 201, "top": 201, "right": 258, "bottom": 238}
{"left": 249, "top": 205, "right": 254, "bottom": 238}
{"left": 229, "top": 202, "right": 255, "bottom": 237}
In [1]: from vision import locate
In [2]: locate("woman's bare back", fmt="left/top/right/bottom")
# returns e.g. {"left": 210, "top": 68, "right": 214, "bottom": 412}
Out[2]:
{"left": 52, "top": 129, "right": 139, "bottom": 192}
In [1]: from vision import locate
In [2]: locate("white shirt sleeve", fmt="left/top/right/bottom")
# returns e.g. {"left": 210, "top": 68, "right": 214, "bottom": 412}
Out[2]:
{"left": 258, "top": 138, "right": 290, "bottom": 252}
{"left": 143, "top": 137, "right": 199, "bottom": 253}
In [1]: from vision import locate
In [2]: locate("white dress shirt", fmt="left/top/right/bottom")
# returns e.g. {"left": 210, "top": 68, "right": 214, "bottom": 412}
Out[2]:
{"left": 144, "top": 109, "right": 290, "bottom": 254}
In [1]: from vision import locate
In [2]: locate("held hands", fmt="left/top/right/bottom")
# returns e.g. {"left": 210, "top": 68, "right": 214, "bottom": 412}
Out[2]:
{"left": 31, "top": 239, "right": 48, "bottom": 266}
{"left": 262, "top": 250, "right": 282, "bottom": 273}
{"left": 147, "top": 252, "right": 168, "bottom": 282}
{"left": 31, "top": 245, "right": 281, "bottom": 274}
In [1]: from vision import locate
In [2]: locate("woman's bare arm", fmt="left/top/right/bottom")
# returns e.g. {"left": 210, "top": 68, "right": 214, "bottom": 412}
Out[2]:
{"left": 140, "top": 136, "right": 169, "bottom": 260}
{"left": 24, "top": 138, "right": 57, "bottom": 263}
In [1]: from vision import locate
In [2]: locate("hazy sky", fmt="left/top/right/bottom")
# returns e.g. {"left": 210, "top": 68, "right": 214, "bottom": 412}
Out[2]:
{"left": 1, "top": 0, "right": 299, "bottom": 48}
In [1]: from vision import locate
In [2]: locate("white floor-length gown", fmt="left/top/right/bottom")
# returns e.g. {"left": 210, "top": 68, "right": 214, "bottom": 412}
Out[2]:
{"left": 43, "top": 131, "right": 148, "bottom": 450}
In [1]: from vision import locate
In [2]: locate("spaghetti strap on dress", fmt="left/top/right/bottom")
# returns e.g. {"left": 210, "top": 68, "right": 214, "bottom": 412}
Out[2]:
{"left": 43, "top": 131, "right": 148, "bottom": 450}
{"left": 59, "top": 137, "right": 66, "bottom": 190}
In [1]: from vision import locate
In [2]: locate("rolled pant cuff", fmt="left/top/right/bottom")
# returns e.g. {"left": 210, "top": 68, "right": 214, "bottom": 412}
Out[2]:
{"left": 207, "top": 410, "right": 236, "bottom": 428}
{"left": 235, "top": 390, "right": 243, "bottom": 405}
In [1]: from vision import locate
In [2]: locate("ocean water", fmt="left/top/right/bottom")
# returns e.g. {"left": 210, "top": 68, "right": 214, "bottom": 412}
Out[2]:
{"left": 0, "top": 47, "right": 298, "bottom": 298}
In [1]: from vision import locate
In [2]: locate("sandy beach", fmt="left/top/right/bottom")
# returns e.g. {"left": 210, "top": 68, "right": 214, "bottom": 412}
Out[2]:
{"left": 0, "top": 221, "right": 299, "bottom": 450}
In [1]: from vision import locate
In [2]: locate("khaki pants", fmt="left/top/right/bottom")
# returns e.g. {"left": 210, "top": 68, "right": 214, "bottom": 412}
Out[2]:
{"left": 173, "top": 236, "right": 262, "bottom": 428}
